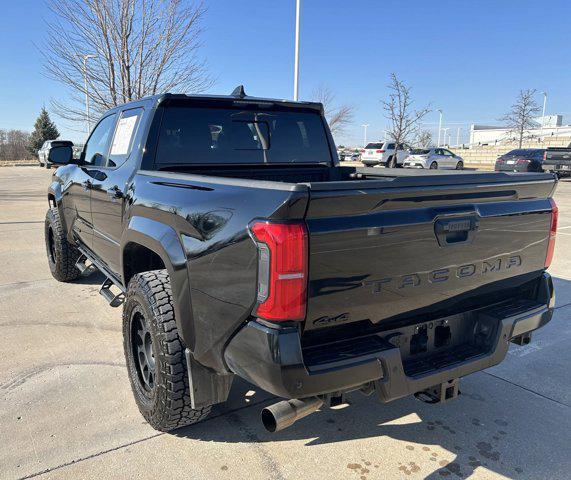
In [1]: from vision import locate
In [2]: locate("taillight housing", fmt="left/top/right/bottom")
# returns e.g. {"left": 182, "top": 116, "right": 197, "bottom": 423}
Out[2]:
{"left": 376, "top": 149, "right": 385, "bottom": 153}
{"left": 516, "top": 158, "right": 530, "bottom": 165}
{"left": 250, "top": 221, "right": 308, "bottom": 321}
{"left": 545, "top": 198, "right": 558, "bottom": 269}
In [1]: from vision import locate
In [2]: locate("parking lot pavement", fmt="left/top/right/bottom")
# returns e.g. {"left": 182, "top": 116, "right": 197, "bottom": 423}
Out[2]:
{"left": 1, "top": 166, "right": 570, "bottom": 480}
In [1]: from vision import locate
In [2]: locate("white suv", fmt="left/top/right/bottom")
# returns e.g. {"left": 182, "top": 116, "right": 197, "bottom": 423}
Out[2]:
{"left": 360, "top": 142, "right": 409, "bottom": 168}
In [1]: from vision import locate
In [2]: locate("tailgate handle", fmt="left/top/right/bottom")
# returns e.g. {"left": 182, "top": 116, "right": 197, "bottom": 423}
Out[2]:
{"left": 434, "top": 216, "right": 479, "bottom": 246}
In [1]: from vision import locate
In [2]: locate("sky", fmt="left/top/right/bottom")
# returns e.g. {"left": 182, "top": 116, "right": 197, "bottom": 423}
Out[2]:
{"left": 1, "top": 0, "right": 570, "bottom": 146}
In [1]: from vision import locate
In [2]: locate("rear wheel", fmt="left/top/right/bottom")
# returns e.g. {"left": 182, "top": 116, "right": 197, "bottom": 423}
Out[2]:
{"left": 429, "top": 162, "right": 438, "bottom": 169}
{"left": 123, "top": 270, "right": 211, "bottom": 432}
{"left": 388, "top": 156, "right": 397, "bottom": 168}
{"left": 455, "top": 161, "right": 464, "bottom": 170}
{"left": 45, "top": 208, "right": 81, "bottom": 282}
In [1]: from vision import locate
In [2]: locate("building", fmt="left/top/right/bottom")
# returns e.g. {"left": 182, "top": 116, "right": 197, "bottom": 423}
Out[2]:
{"left": 469, "top": 115, "right": 571, "bottom": 145}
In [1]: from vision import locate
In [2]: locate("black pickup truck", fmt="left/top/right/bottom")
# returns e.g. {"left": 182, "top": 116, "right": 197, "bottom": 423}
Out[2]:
{"left": 44, "top": 88, "right": 558, "bottom": 433}
{"left": 543, "top": 145, "right": 571, "bottom": 177}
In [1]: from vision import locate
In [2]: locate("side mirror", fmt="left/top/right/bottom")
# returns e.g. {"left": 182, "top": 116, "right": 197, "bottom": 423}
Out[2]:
{"left": 48, "top": 145, "right": 73, "bottom": 165}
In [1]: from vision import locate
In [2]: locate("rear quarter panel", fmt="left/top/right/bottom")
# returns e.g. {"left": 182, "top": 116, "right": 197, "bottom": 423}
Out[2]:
{"left": 126, "top": 171, "right": 309, "bottom": 372}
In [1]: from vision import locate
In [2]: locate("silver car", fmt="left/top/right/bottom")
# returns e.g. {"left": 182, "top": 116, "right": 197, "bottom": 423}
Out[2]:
{"left": 404, "top": 148, "right": 464, "bottom": 170}
{"left": 38, "top": 140, "right": 74, "bottom": 168}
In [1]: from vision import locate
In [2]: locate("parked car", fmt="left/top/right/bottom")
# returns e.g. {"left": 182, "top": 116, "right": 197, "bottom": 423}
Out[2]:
{"left": 44, "top": 90, "right": 558, "bottom": 434}
{"left": 361, "top": 142, "right": 409, "bottom": 167}
{"left": 495, "top": 149, "right": 546, "bottom": 173}
{"left": 404, "top": 148, "right": 464, "bottom": 170}
{"left": 542, "top": 146, "right": 571, "bottom": 177}
{"left": 38, "top": 140, "right": 74, "bottom": 168}
{"left": 340, "top": 150, "right": 361, "bottom": 161}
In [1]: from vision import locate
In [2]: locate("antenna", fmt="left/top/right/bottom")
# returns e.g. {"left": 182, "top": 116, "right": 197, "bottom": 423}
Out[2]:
{"left": 231, "top": 85, "right": 247, "bottom": 98}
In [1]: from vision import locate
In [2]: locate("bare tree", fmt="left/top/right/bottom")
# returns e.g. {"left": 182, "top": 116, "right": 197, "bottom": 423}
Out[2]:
{"left": 312, "top": 85, "right": 354, "bottom": 137}
{"left": 382, "top": 73, "right": 431, "bottom": 165}
{"left": 43, "top": 0, "right": 212, "bottom": 126}
{"left": 415, "top": 130, "right": 433, "bottom": 148}
{"left": 500, "top": 89, "right": 541, "bottom": 148}
{"left": 0, "top": 129, "right": 33, "bottom": 161}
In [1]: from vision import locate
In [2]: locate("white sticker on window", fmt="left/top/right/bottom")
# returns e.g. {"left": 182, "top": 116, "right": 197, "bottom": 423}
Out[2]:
{"left": 110, "top": 115, "right": 138, "bottom": 155}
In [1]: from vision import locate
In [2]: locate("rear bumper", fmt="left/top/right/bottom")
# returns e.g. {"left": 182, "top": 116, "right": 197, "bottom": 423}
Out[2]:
{"left": 224, "top": 273, "right": 554, "bottom": 401}
{"left": 362, "top": 159, "right": 381, "bottom": 166}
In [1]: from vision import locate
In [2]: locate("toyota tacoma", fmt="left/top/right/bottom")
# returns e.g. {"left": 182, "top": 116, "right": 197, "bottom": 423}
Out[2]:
{"left": 44, "top": 87, "right": 558, "bottom": 432}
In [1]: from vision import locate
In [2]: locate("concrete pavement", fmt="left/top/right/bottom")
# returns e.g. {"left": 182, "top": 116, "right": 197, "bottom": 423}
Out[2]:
{"left": 1, "top": 167, "right": 570, "bottom": 480}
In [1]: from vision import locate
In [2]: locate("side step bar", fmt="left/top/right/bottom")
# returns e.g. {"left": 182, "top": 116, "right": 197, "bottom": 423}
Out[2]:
{"left": 99, "top": 278, "right": 125, "bottom": 307}
{"left": 75, "top": 254, "right": 97, "bottom": 276}
{"left": 77, "top": 247, "right": 126, "bottom": 308}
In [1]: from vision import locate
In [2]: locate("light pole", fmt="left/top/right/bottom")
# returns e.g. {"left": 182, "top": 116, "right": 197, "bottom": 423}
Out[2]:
{"left": 456, "top": 127, "right": 461, "bottom": 146}
{"left": 437, "top": 109, "right": 443, "bottom": 147}
{"left": 361, "top": 124, "right": 370, "bottom": 146}
{"left": 79, "top": 54, "right": 97, "bottom": 134}
{"left": 442, "top": 128, "right": 450, "bottom": 146}
{"left": 540, "top": 91, "right": 547, "bottom": 138}
{"left": 293, "top": 0, "right": 301, "bottom": 101}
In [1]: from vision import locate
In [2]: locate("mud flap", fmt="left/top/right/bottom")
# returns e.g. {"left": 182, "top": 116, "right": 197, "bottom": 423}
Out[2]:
{"left": 185, "top": 348, "right": 233, "bottom": 409}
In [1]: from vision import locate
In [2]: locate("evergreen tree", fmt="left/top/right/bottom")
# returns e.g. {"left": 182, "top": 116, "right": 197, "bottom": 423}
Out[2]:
{"left": 27, "top": 108, "right": 60, "bottom": 157}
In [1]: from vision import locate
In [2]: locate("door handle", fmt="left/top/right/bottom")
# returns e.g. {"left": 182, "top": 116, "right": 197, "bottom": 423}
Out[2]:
{"left": 434, "top": 216, "right": 479, "bottom": 246}
{"left": 82, "top": 180, "right": 92, "bottom": 190}
{"left": 106, "top": 185, "right": 123, "bottom": 200}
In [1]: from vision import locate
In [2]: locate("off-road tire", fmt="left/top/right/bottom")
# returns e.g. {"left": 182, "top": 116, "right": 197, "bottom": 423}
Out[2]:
{"left": 45, "top": 208, "right": 81, "bottom": 282}
{"left": 123, "top": 270, "right": 211, "bottom": 432}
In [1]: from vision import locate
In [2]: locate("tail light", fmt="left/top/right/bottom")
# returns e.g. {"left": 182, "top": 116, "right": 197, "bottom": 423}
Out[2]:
{"left": 544, "top": 151, "right": 548, "bottom": 161}
{"left": 360, "top": 149, "right": 365, "bottom": 153}
{"left": 516, "top": 158, "right": 530, "bottom": 165}
{"left": 376, "top": 149, "right": 385, "bottom": 153}
{"left": 250, "top": 221, "right": 308, "bottom": 321}
{"left": 496, "top": 158, "right": 505, "bottom": 164}
{"left": 545, "top": 198, "right": 558, "bottom": 269}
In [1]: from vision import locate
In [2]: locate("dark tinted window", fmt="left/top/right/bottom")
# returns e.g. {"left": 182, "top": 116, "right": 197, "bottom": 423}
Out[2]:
{"left": 505, "top": 149, "right": 540, "bottom": 157}
{"left": 410, "top": 148, "right": 430, "bottom": 155}
{"left": 155, "top": 106, "right": 331, "bottom": 165}
{"left": 386, "top": 143, "right": 396, "bottom": 149}
{"left": 365, "top": 143, "right": 384, "bottom": 149}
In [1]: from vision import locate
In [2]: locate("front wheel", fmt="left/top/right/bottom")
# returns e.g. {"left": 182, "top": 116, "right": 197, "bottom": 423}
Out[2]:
{"left": 455, "top": 161, "right": 464, "bottom": 170}
{"left": 45, "top": 208, "right": 81, "bottom": 282}
{"left": 429, "top": 162, "right": 438, "bottom": 169}
{"left": 123, "top": 270, "right": 211, "bottom": 432}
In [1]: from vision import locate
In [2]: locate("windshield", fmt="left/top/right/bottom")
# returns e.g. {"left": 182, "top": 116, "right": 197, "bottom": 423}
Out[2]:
{"left": 410, "top": 149, "right": 430, "bottom": 155}
{"left": 365, "top": 143, "right": 384, "bottom": 149}
{"left": 155, "top": 105, "right": 332, "bottom": 166}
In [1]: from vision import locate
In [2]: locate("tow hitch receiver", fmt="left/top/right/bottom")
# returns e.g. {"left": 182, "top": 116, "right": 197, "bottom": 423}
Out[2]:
{"left": 414, "top": 378, "right": 460, "bottom": 404}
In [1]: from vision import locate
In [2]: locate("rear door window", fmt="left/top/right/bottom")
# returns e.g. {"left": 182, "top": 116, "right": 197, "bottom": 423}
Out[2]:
{"left": 108, "top": 108, "right": 143, "bottom": 167}
{"left": 155, "top": 106, "right": 332, "bottom": 166}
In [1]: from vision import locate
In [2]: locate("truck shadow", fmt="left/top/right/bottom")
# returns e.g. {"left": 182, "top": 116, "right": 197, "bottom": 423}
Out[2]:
{"left": 174, "top": 275, "right": 571, "bottom": 479}
{"left": 175, "top": 377, "right": 524, "bottom": 478}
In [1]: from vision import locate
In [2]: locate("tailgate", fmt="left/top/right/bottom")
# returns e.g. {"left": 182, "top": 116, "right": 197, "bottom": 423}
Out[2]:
{"left": 303, "top": 173, "right": 556, "bottom": 332}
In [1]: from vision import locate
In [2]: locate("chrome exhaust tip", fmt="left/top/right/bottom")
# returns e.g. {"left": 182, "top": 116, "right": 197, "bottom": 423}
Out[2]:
{"left": 261, "top": 397, "right": 324, "bottom": 432}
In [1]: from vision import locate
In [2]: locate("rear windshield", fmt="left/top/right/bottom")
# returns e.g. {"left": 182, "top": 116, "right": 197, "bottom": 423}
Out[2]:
{"left": 410, "top": 148, "right": 430, "bottom": 155}
{"left": 155, "top": 106, "right": 332, "bottom": 165}
{"left": 505, "top": 149, "right": 541, "bottom": 157}
{"left": 365, "top": 143, "right": 384, "bottom": 149}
